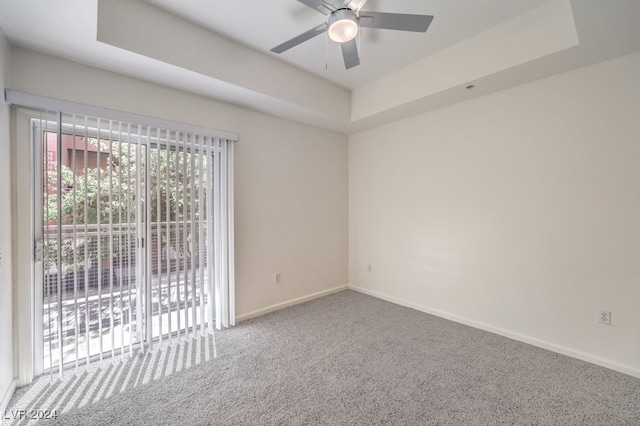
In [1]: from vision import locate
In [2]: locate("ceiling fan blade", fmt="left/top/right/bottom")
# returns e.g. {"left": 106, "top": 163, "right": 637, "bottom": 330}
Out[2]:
{"left": 271, "top": 23, "right": 327, "bottom": 54}
{"left": 297, "top": 0, "right": 342, "bottom": 15}
{"left": 347, "top": 0, "right": 369, "bottom": 12}
{"left": 340, "top": 39, "right": 360, "bottom": 69}
{"left": 359, "top": 12, "right": 434, "bottom": 33}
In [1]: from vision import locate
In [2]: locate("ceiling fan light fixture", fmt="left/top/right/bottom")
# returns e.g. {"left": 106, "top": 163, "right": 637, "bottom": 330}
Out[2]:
{"left": 328, "top": 9, "right": 359, "bottom": 43}
{"left": 271, "top": 1, "right": 434, "bottom": 70}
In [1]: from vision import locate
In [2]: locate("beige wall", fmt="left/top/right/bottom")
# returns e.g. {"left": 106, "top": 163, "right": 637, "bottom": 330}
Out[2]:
{"left": 7, "top": 46, "right": 349, "bottom": 321}
{"left": 0, "top": 28, "right": 14, "bottom": 410}
{"left": 349, "top": 50, "right": 640, "bottom": 377}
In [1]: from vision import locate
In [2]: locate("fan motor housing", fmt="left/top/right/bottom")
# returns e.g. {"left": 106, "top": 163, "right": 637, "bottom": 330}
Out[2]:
{"left": 328, "top": 8, "right": 359, "bottom": 43}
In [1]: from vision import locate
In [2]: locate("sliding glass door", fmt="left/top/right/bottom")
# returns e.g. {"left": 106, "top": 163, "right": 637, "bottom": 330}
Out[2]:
{"left": 34, "top": 112, "right": 232, "bottom": 374}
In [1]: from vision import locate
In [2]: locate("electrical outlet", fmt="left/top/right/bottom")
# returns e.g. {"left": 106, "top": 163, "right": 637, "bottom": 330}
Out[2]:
{"left": 274, "top": 273, "right": 281, "bottom": 284}
{"left": 598, "top": 309, "right": 611, "bottom": 325}
{"left": 367, "top": 264, "right": 372, "bottom": 272}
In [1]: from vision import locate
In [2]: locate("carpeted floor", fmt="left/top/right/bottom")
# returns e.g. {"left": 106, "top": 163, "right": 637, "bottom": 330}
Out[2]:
{"left": 5, "top": 290, "right": 640, "bottom": 425}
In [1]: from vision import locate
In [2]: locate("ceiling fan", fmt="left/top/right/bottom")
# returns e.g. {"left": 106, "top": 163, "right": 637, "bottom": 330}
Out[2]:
{"left": 271, "top": 0, "right": 434, "bottom": 69}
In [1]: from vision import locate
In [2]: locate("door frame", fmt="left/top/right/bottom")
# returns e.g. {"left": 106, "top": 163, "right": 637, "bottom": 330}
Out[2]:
{"left": 12, "top": 107, "right": 225, "bottom": 384}
{"left": 12, "top": 108, "right": 42, "bottom": 385}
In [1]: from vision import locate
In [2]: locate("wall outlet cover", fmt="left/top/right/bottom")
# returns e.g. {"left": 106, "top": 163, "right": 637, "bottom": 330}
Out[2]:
{"left": 598, "top": 309, "right": 611, "bottom": 325}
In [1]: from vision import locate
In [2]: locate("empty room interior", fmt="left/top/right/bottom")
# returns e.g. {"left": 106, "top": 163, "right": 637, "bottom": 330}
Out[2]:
{"left": 1, "top": 0, "right": 640, "bottom": 424}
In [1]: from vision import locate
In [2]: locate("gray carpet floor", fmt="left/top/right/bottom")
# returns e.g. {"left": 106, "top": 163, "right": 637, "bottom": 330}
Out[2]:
{"left": 4, "top": 290, "right": 640, "bottom": 425}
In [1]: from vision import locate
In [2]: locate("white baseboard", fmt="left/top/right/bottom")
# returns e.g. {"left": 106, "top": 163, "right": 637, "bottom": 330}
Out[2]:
{"left": 236, "top": 285, "right": 348, "bottom": 323}
{"left": 349, "top": 284, "right": 640, "bottom": 379}
{"left": 0, "top": 379, "right": 16, "bottom": 414}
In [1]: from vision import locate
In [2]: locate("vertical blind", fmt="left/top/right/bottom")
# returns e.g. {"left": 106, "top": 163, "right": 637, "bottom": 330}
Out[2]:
{"left": 7, "top": 92, "right": 237, "bottom": 376}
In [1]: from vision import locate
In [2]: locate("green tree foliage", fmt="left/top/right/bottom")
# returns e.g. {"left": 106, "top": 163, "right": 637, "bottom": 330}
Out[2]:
{"left": 44, "top": 136, "right": 209, "bottom": 276}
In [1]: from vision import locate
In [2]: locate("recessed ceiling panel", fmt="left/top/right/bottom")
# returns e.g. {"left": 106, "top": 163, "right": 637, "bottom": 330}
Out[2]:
{"left": 146, "top": 0, "right": 556, "bottom": 89}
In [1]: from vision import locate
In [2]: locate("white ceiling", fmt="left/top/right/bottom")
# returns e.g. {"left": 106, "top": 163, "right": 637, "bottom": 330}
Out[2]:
{"left": 146, "top": 0, "right": 555, "bottom": 90}
{"left": 1, "top": 0, "right": 640, "bottom": 134}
